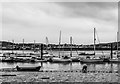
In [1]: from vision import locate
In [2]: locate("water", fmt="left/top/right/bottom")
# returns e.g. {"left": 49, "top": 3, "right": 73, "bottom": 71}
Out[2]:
{"left": 1, "top": 50, "right": 120, "bottom": 72}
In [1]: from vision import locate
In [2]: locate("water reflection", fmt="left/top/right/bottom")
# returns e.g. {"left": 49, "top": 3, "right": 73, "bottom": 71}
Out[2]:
{"left": 1, "top": 62, "right": 119, "bottom": 72}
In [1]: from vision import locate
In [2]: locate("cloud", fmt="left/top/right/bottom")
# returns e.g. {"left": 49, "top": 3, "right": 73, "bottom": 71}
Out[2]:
{"left": 55, "top": 2, "right": 118, "bottom": 23}
{"left": 2, "top": 2, "right": 118, "bottom": 44}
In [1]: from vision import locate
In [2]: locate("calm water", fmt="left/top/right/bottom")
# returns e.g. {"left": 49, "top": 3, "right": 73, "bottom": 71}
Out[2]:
{"left": 1, "top": 50, "right": 120, "bottom": 71}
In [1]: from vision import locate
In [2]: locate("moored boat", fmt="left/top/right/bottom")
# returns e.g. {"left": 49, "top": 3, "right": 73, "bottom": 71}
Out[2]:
{"left": 50, "top": 31, "right": 72, "bottom": 63}
{"left": 0, "top": 53, "right": 6, "bottom": 61}
{"left": 79, "top": 28, "right": 104, "bottom": 63}
{"left": 16, "top": 66, "right": 41, "bottom": 71}
{"left": 79, "top": 52, "right": 95, "bottom": 55}
{"left": 109, "top": 31, "right": 120, "bottom": 63}
{"left": 80, "top": 57, "right": 103, "bottom": 63}
{"left": 50, "top": 57, "right": 72, "bottom": 63}
{"left": 109, "top": 58, "right": 120, "bottom": 63}
{"left": 69, "top": 37, "right": 80, "bottom": 62}
{"left": 70, "top": 56, "right": 80, "bottom": 62}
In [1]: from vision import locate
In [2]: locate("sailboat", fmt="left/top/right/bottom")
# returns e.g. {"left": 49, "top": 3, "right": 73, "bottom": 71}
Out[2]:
{"left": 14, "top": 39, "right": 32, "bottom": 62}
{"left": 79, "top": 28, "right": 103, "bottom": 63}
{"left": 50, "top": 31, "right": 72, "bottom": 63}
{"left": 110, "top": 31, "right": 120, "bottom": 63}
{"left": 117, "top": 31, "right": 120, "bottom": 58}
{"left": 79, "top": 29, "right": 95, "bottom": 56}
{"left": 43, "top": 37, "right": 54, "bottom": 57}
{"left": 69, "top": 37, "right": 79, "bottom": 62}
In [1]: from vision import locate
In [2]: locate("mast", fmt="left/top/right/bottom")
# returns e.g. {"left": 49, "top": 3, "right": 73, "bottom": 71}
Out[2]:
{"left": 94, "top": 28, "right": 96, "bottom": 57}
{"left": 58, "top": 31, "right": 61, "bottom": 58}
{"left": 22, "top": 39, "right": 24, "bottom": 54}
{"left": 12, "top": 40, "right": 14, "bottom": 53}
{"left": 46, "top": 37, "right": 48, "bottom": 52}
{"left": 46, "top": 37, "right": 48, "bottom": 45}
{"left": 34, "top": 40, "right": 35, "bottom": 53}
{"left": 70, "top": 36, "right": 72, "bottom": 57}
{"left": 117, "top": 31, "right": 119, "bottom": 57}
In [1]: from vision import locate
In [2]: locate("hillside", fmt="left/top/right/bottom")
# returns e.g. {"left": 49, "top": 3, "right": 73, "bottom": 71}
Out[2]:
{"left": 0, "top": 41, "right": 120, "bottom": 50}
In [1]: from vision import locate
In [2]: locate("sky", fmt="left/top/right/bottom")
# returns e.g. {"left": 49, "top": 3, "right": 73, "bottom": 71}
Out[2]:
{"left": 1, "top": 0, "right": 119, "bottom": 44}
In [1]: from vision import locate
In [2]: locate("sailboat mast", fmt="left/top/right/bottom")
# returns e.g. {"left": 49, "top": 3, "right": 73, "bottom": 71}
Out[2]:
{"left": 34, "top": 40, "right": 35, "bottom": 53}
{"left": 59, "top": 31, "right": 61, "bottom": 58}
{"left": 94, "top": 28, "right": 96, "bottom": 56}
{"left": 117, "top": 31, "right": 119, "bottom": 57}
{"left": 12, "top": 40, "right": 14, "bottom": 53}
{"left": 70, "top": 36, "right": 72, "bottom": 57}
{"left": 23, "top": 39, "right": 24, "bottom": 54}
{"left": 46, "top": 37, "right": 48, "bottom": 51}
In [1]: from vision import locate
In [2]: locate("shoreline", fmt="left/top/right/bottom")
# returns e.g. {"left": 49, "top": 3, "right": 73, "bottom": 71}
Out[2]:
{"left": 1, "top": 68, "right": 120, "bottom": 82}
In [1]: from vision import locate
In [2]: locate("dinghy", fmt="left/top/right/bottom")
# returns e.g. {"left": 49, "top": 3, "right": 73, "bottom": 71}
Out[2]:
{"left": 16, "top": 66, "right": 41, "bottom": 71}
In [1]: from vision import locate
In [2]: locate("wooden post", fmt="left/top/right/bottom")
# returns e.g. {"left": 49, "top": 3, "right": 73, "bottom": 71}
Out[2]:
{"left": 111, "top": 43, "right": 113, "bottom": 59}
{"left": 70, "top": 37, "right": 72, "bottom": 57}
{"left": 41, "top": 44, "right": 43, "bottom": 59}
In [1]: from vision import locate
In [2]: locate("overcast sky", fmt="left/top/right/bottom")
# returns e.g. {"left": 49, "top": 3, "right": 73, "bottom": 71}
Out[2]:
{"left": 1, "top": 1, "right": 119, "bottom": 44}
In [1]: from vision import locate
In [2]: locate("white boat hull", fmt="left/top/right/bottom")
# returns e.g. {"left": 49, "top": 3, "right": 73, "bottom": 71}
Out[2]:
{"left": 109, "top": 59, "right": 120, "bottom": 63}
{"left": 51, "top": 57, "right": 72, "bottom": 63}
{"left": 70, "top": 57, "right": 79, "bottom": 62}
{"left": 80, "top": 59, "right": 103, "bottom": 63}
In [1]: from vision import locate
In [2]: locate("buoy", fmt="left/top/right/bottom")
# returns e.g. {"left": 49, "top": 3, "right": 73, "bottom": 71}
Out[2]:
{"left": 109, "top": 71, "right": 112, "bottom": 73}
{"left": 45, "top": 70, "right": 48, "bottom": 72}
{"left": 64, "top": 71, "right": 67, "bottom": 72}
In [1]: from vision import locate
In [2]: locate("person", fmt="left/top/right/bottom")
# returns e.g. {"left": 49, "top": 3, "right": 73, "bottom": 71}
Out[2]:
{"left": 82, "top": 64, "right": 87, "bottom": 73}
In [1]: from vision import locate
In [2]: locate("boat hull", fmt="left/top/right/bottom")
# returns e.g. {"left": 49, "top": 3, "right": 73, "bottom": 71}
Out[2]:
{"left": 80, "top": 59, "right": 103, "bottom": 63}
{"left": 50, "top": 57, "right": 72, "bottom": 63}
{"left": 109, "top": 59, "right": 120, "bottom": 63}
{"left": 79, "top": 53, "right": 95, "bottom": 56}
{"left": 16, "top": 66, "right": 41, "bottom": 71}
{"left": 70, "top": 57, "right": 80, "bottom": 62}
